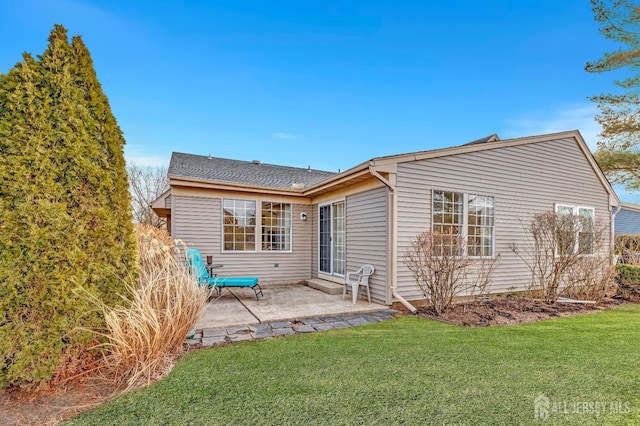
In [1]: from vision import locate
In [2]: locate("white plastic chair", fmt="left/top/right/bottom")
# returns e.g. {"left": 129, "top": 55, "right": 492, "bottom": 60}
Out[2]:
{"left": 344, "top": 264, "right": 375, "bottom": 305}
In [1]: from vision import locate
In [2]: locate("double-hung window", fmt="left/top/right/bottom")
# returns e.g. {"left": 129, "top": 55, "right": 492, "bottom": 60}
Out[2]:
{"left": 468, "top": 195, "right": 495, "bottom": 257}
{"left": 432, "top": 191, "right": 464, "bottom": 256}
{"left": 555, "top": 204, "right": 595, "bottom": 255}
{"left": 262, "top": 202, "right": 292, "bottom": 251}
{"left": 223, "top": 199, "right": 256, "bottom": 251}
{"left": 432, "top": 190, "right": 495, "bottom": 257}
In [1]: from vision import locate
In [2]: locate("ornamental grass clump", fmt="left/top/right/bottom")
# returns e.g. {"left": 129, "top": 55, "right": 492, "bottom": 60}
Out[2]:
{"left": 88, "top": 225, "right": 209, "bottom": 389}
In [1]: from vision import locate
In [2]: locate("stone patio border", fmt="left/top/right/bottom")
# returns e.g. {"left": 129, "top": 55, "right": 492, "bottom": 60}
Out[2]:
{"left": 188, "top": 309, "right": 401, "bottom": 347}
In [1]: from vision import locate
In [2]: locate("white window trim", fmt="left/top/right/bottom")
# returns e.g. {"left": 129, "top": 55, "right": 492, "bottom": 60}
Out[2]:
{"left": 221, "top": 198, "right": 257, "bottom": 253}
{"left": 467, "top": 194, "right": 496, "bottom": 259}
{"left": 221, "top": 199, "right": 297, "bottom": 253}
{"left": 432, "top": 189, "right": 496, "bottom": 259}
{"left": 261, "top": 202, "right": 293, "bottom": 253}
{"left": 554, "top": 203, "right": 596, "bottom": 256}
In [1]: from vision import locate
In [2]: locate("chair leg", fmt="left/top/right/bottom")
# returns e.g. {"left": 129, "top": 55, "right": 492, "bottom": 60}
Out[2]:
{"left": 252, "top": 284, "right": 263, "bottom": 301}
{"left": 352, "top": 282, "right": 358, "bottom": 305}
{"left": 366, "top": 285, "right": 370, "bottom": 303}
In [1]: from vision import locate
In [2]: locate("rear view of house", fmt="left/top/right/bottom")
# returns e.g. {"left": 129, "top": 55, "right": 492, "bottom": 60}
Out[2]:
{"left": 152, "top": 130, "right": 619, "bottom": 307}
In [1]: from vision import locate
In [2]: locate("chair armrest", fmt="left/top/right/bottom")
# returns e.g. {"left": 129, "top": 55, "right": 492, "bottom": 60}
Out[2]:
{"left": 346, "top": 272, "right": 361, "bottom": 282}
{"left": 207, "top": 264, "right": 223, "bottom": 277}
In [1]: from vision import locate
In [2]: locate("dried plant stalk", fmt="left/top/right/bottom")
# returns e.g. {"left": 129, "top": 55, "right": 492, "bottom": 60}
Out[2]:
{"left": 82, "top": 224, "right": 209, "bottom": 390}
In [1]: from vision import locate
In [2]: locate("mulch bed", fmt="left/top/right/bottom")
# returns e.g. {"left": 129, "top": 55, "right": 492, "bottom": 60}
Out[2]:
{"left": 411, "top": 296, "right": 624, "bottom": 327}
{"left": 617, "top": 282, "right": 640, "bottom": 303}
{"left": 0, "top": 378, "right": 116, "bottom": 426}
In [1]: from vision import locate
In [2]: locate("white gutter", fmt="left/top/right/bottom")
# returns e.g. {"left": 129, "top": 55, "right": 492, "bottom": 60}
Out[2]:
{"left": 369, "top": 167, "right": 417, "bottom": 313}
{"left": 611, "top": 205, "right": 622, "bottom": 264}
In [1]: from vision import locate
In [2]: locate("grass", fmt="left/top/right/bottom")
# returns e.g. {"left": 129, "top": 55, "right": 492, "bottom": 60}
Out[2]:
{"left": 67, "top": 304, "right": 640, "bottom": 425}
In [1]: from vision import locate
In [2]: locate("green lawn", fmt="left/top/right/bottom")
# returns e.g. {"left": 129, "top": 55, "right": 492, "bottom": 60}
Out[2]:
{"left": 68, "top": 304, "right": 640, "bottom": 425}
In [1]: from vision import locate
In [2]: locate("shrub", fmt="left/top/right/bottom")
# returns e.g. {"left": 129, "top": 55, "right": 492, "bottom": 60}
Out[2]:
{"left": 616, "top": 264, "right": 640, "bottom": 284}
{"left": 562, "top": 257, "right": 616, "bottom": 303}
{"left": 0, "top": 26, "right": 137, "bottom": 388}
{"left": 86, "top": 225, "right": 209, "bottom": 389}
{"left": 615, "top": 234, "right": 640, "bottom": 264}
{"left": 403, "top": 231, "right": 498, "bottom": 314}
{"left": 511, "top": 211, "right": 609, "bottom": 303}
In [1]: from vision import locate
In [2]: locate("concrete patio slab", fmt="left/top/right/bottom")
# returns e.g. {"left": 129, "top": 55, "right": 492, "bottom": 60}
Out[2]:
{"left": 194, "top": 283, "right": 388, "bottom": 330}
{"left": 238, "top": 283, "right": 388, "bottom": 322}
{"left": 195, "top": 291, "right": 259, "bottom": 329}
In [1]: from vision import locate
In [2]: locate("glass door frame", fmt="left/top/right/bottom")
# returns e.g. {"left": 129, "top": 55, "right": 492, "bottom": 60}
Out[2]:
{"left": 318, "top": 200, "right": 346, "bottom": 277}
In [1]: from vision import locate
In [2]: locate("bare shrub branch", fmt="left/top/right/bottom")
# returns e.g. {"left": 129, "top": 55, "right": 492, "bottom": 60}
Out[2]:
{"left": 511, "top": 211, "right": 610, "bottom": 303}
{"left": 615, "top": 234, "right": 640, "bottom": 264}
{"left": 468, "top": 253, "right": 501, "bottom": 301}
{"left": 403, "top": 231, "right": 499, "bottom": 314}
{"left": 563, "top": 257, "right": 616, "bottom": 303}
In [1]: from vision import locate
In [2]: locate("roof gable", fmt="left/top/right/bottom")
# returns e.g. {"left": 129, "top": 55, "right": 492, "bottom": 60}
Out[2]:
{"left": 303, "top": 130, "right": 619, "bottom": 205}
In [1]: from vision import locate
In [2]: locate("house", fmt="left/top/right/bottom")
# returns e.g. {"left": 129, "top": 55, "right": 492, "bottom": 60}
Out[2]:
{"left": 152, "top": 130, "right": 619, "bottom": 308}
{"left": 614, "top": 203, "right": 640, "bottom": 235}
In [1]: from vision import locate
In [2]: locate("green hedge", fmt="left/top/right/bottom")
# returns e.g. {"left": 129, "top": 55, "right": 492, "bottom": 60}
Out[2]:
{"left": 616, "top": 265, "right": 640, "bottom": 285}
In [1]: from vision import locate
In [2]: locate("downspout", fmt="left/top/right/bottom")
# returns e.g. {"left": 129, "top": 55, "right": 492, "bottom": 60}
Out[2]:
{"left": 611, "top": 204, "right": 622, "bottom": 265}
{"left": 369, "top": 167, "right": 418, "bottom": 313}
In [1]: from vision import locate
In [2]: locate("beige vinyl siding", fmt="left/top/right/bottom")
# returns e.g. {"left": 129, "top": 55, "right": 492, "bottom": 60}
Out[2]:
{"left": 172, "top": 195, "right": 312, "bottom": 283}
{"left": 346, "top": 187, "right": 389, "bottom": 304}
{"left": 311, "top": 203, "right": 319, "bottom": 278}
{"left": 396, "top": 137, "right": 612, "bottom": 301}
{"left": 165, "top": 194, "right": 172, "bottom": 208}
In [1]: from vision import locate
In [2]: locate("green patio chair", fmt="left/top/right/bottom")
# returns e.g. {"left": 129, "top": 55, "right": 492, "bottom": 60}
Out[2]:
{"left": 186, "top": 248, "right": 263, "bottom": 300}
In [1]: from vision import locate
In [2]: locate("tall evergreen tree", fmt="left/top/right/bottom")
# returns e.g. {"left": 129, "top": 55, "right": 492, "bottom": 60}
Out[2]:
{"left": 586, "top": 0, "right": 640, "bottom": 190}
{"left": 0, "top": 25, "right": 137, "bottom": 388}
{"left": 67, "top": 33, "right": 138, "bottom": 306}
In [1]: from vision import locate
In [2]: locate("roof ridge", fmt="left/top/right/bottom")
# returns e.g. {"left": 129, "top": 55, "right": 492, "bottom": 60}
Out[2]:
{"left": 168, "top": 152, "right": 337, "bottom": 190}
{"left": 171, "top": 152, "right": 335, "bottom": 174}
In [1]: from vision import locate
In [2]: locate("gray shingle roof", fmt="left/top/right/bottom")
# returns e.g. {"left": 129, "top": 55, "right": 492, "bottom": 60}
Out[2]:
{"left": 169, "top": 152, "right": 336, "bottom": 190}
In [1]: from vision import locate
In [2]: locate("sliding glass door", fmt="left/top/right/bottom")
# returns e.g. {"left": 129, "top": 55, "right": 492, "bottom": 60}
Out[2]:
{"left": 319, "top": 201, "right": 345, "bottom": 276}
{"left": 319, "top": 205, "right": 331, "bottom": 274}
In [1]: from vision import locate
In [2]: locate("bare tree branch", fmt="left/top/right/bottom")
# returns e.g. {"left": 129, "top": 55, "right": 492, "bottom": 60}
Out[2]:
{"left": 126, "top": 163, "right": 169, "bottom": 227}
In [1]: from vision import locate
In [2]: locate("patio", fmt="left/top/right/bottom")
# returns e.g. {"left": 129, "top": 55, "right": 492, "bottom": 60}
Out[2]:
{"left": 195, "top": 282, "right": 388, "bottom": 330}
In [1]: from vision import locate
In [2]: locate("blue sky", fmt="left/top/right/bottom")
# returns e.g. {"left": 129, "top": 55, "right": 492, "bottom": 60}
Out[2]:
{"left": 1, "top": 0, "right": 635, "bottom": 200}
